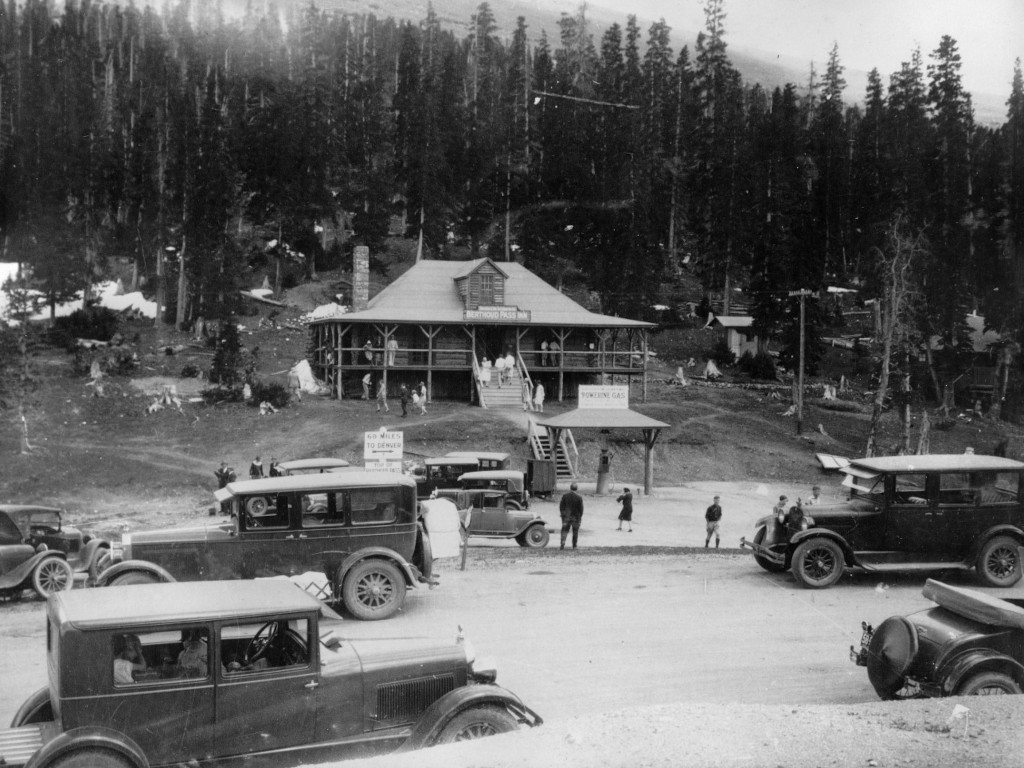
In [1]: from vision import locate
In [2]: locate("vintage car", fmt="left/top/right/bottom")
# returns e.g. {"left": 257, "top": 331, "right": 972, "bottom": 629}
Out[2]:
{"left": 852, "top": 578, "right": 1024, "bottom": 698}
{"left": 276, "top": 458, "right": 351, "bottom": 475}
{"left": 0, "top": 581, "right": 542, "bottom": 768}
{"left": 0, "top": 506, "right": 109, "bottom": 599}
{"left": 740, "top": 455, "right": 1024, "bottom": 589}
{"left": 458, "top": 470, "right": 530, "bottom": 509}
{"left": 96, "top": 473, "right": 462, "bottom": 621}
{"left": 444, "top": 451, "right": 513, "bottom": 471}
{"left": 436, "top": 489, "right": 550, "bottom": 548}
{"left": 414, "top": 456, "right": 481, "bottom": 499}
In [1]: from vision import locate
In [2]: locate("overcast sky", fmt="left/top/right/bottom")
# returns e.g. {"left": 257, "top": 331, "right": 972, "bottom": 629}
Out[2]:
{"left": 589, "top": 0, "right": 1022, "bottom": 98}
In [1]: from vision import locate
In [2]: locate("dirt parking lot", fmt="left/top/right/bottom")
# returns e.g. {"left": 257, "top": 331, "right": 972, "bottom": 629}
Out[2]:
{"left": 2, "top": 481, "right": 1023, "bottom": 766}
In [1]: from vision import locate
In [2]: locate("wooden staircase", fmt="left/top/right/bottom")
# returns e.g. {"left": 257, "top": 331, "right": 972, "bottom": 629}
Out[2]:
{"left": 528, "top": 419, "right": 576, "bottom": 479}
{"left": 477, "top": 366, "right": 525, "bottom": 409}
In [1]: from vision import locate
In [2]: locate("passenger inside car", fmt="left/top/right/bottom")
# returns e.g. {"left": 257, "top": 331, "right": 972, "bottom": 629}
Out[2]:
{"left": 177, "top": 629, "right": 209, "bottom": 678}
{"left": 112, "top": 633, "right": 147, "bottom": 685}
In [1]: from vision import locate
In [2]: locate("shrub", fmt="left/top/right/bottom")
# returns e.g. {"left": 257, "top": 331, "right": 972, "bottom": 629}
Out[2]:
{"left": 180, "top": 364, "right": 201, "bottom": 378}
{"left": 743, "top": 350, "right": 777, "bottom": 380}
{"left": 249, "top": 381, "right": 290, "bottom": 409}
{"left": 201, "top": 385, "right": 246, "bottom": 405}
{"left": 710, "top": 339, "right": 735, "bottom": 366}
{"left": 49, "top": 306, "right": 120, "bottom": 349}
{"left": 209, "top": 321, "right": 244, "bottom": 386}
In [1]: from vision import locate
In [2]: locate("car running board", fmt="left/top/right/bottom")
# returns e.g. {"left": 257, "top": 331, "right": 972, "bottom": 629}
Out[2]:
{"left": 855, "top": 555, "right": 970, "bottom": 571}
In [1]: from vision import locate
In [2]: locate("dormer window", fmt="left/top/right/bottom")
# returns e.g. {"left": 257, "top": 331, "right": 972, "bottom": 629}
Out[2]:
{"left": 479, "top": 274, "right": 495, "bottom": 305}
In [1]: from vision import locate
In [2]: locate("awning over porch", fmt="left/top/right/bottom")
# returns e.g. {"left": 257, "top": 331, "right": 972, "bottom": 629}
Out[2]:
{"left": 535, "top": 409, "right": 670, "bottom": 495}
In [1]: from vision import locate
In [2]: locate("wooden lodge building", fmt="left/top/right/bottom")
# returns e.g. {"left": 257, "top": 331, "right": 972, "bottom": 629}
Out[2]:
{"left": 308, "top": 256, "right": 656, "bottom": 405}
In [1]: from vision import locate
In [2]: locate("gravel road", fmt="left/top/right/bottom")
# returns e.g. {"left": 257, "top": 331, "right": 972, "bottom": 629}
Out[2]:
{"left": 2, "top": 482, "right": 1023, "bottom": 767}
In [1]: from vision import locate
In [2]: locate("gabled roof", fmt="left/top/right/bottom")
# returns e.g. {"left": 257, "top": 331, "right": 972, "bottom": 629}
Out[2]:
{"left": 712, "top": 315, "right": 754, "bottom": 329}
{"left": 310, "top": 258, "right": 653, "bottom": 328}
{"left": 454, "top": 257, "right": 509, "bottom": 280}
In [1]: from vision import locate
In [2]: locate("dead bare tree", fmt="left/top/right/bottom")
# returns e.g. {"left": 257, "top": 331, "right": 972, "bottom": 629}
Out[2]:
{"left": 865, "top": 216, "right": 928, "bottom": 457}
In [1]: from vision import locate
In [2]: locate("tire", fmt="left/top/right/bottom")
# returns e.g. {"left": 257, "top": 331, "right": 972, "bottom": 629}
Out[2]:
{"left": 504, "top": 500, "right": 523, "bottom": 511}
{"left": 976, "top": 536, "right": 1023, "bottom": 587}
{"left": 342, "top": 559, "right": 406, "bottom": 621}
{"left": 791, "top": 538, "right": 845, "bottom": 589}
{"left": 108, "top": 571, "right": 160, "bottom": 587}
{"left": 49, "top": 748, "right": 133, "bottom": 768}
{"left": 955, "top": 671, "right": 1023, "bottom": 696}
{"left": 752, "top": 527, "right": 786, "bottom": 573}
{"left": 521, "top": 524, "right": 550, "bottom": 549}
{"left": 32, "top": 558, "right": 74, "bottom": 599}
{"left": 89, "top": 547, "right": 112, "bottom": 583}
{"left": 246, "top": 496, "right": 268, "bottom": 516}
{"left": 434, "top": 706, "right": 519, "bottom": 744}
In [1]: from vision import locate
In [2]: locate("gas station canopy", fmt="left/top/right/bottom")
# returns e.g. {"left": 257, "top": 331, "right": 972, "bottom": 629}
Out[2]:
{"left": 534, "top": 408, "right": 670, "bottom": 495}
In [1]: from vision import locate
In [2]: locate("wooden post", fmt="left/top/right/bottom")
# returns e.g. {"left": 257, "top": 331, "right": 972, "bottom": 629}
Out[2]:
{"left": 789, "top": 289, "right": 813, "bottom": 435}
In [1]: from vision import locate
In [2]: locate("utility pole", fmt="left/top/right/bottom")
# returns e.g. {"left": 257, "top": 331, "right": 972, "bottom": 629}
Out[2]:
{"left": 789, "top": 289, "right": 814, "bottom": 434}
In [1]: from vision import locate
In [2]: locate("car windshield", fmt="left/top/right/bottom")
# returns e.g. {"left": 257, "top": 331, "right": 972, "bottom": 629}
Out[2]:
{"left": 11, "top": 509, "right": 61, "bottom": 536}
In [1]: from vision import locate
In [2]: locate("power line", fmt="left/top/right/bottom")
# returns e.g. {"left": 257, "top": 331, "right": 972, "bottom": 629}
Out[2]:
{"left": 531, "top": 90, "right": 639, "bottom": 110}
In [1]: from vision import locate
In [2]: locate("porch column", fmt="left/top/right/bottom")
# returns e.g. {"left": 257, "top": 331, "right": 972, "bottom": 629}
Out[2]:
{"left": 642, "top": 427, "right": 661, "bottom": 496}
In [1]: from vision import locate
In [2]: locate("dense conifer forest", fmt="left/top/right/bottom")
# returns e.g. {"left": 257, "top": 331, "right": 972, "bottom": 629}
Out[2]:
{"left": 0, "top": 0, "right": 1022, "bottom": 410}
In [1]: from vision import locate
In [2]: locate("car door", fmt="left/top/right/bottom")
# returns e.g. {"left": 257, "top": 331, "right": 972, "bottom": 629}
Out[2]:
{"left": 299, "top": 490, "right": 351, "bottom": 578}
{"left": 476, "top": 492, "right": 509, "bottom": 534}
{"left": 886, "top": 473, "right": 949, "bottom": 553}
{"left": 238, "top": 493, "right": 309, "bottom": 577}
{"left": 214, "top": 616, "right": 318, "bottom": 757}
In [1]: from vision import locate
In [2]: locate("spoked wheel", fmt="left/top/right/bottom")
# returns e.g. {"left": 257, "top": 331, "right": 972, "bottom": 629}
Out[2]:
{"left": 956, "top": 671, "right": 1023, "bottom": 696}
{"left": 791, "top": 538, "right": 845, "bottom": 589}
{"left": 434, "top": 706, "right": 519, "bottom": 743}
{"left": 976, "top": 536, "right": 1022, "bottom": 587}
{"left": 516, "top": 524, "right": 550, "bottom": 548}
{"left": 342, "top": 560, "right": 406, "bottom": 620}
{"left": 32, "top": 558, "right": 74, "bottom": 599}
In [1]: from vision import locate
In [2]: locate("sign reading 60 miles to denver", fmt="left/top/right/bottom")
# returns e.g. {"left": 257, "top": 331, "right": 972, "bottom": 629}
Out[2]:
{"left": 363, "top": 429, "right": 404, "bottom": 461}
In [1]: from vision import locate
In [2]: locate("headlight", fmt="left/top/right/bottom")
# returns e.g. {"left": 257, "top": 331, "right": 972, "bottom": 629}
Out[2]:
{"left": 470, "top": 655, "right": 498, "bottom": 684}
{"left": 112, "top": 534, "right": 131, "bottom": 562}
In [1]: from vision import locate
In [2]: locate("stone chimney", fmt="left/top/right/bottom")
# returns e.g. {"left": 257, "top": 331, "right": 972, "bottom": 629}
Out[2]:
{"left": 353, "top": 245, "right": 369, "bottom": 311}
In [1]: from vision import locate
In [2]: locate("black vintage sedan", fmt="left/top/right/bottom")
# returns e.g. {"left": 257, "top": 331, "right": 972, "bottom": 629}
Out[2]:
{"left": 0, "top": 581, "right": 542, "bottom": 768}
{"left": 852, "top": 578, "right": 1024, "bottom": 698}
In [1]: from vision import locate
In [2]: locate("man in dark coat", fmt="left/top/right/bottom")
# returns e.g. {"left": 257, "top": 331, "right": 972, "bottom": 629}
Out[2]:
{"left": 559, "top": 482, "right": 585, "bottom": 550}
{"left": 704, "top": 495, "right": 722, "bottom": 548}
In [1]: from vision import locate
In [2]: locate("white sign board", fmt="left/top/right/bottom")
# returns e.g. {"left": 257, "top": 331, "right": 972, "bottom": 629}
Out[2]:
{"left": 578, "top": 385, "right": 629, "bottom": 409}
{"left": 363, "top": 460, "right": 404, "bottom": 474}
{"left": 364, "top": 429, "right": 404, "bottom": 461}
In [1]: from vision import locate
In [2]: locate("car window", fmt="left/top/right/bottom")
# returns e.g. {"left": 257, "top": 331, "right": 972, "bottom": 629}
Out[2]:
{"left": 245, "top": 495, "right": 290, "bottom": 529}
{"left": 939, "top": 473, "right": 974, "bottom": 506}
{"left": 972, "top": 471, "right": 1021, "bottom": 505}
{"left": 351, "top": 487, "right": 399, "bottom": 526}
{"left": 112, "top": 626, "right": 210, "bottom": 686}
{"left": 893, "top": 474, "right": 929, "bottom": 504}
{"left": 300, "top": 492, "right": 339, "bottom": 527}
{"left": 221, "top": 618, "right": 310, "bottom": 674}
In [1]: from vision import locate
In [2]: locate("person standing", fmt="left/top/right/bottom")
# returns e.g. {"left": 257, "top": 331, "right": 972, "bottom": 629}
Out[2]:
{"left": 375, "top": 379, "right": 390, "bottom": 413}
{"left": 386, "top": 337, "right": 398, "bottom": 366}
{"left": 533, "top": 381, "right": 545, "bottom": 413}
{"left": 616, "top": 487, "right": 633, "bottom": 532}
{"left": 287, "top": 367, "right": 302, "bottom": 402}
{"left": 805, "top": 485, "right": 823, "bottom": 506}
{"left": 559, "top": 482, "right": 584, "bottom": 549}
{"left": 417, "top": 382, "right": 428, "bottom": 414}
{"left": 399, "top": 384, "right": 409, "bottom": 417}
{"left": 362, "top": 340, "right": 374, "bottom": 366}
{"left": 481, "top": 357, "right": 492, "bottom": 387}
{"left": 214, "top": 462, "right": 232, "bottom": 489}
{"left": 268, "top": 458, "right": 281, "bottom": 477}
{"left": 773, "top": 495, "right": 789, "bottom": 527}
{"left": 704, "top": 495, "right": 722, "bottom": 548}
{"left": 548, "top": 339, "right": 560, "bottom": 367}
{"left": 521, "top": 377, "right": 534, "bottom": 411}
{"left": 540, "top": 340, "right": 549, "bottom": 366}
{"left": 249, "top": 455, "right": 264, "bottom": 480}
{"left": 504, "top": 352, "right": 515, "bottom": 383}
{"left": 494, "top": 354, "right": 505, "bottom": 388}
{"left": 361, "top": 372, "right": 372, "bottom": 400}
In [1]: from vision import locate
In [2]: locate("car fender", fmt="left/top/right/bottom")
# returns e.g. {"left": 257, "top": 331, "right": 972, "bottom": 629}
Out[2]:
{"left": 335, "top": 548, "right": 418, "bottom": 589}
{"left": 0, "top": 551, "right": 68, "bottom": 590}
{"left": 24, "top": 726, "right": 148, "bottom": 768}
{"left": 94, "top": 560, "right": 176, "bottom": 587}
{"left": 967, "top": 525, "right": 1024, "bottom": 560}
{"left": 787, "top": 528, "right": 854, "bottom": 563}
{"left": 73, "top": 538, "right": 110, "bottom": 573}
{"left": 10, "top": 687, "right": 52, "bottom": 727}
{"left": 937, "top": 649, "right": 1024, "bottom": 695}
{"left": 396, "top": 684, "right": 542, "bottom": 752}
{"left": 512, "top": 518, "right": 548, "bottom": 537}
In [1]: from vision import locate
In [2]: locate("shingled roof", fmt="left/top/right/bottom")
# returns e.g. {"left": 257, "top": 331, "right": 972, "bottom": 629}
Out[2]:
{"left": 310, "top": 258, "right": 654, "bottom": 328}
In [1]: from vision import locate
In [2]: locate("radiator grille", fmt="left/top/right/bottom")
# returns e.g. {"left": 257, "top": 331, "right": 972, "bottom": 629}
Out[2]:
{"left": 375, "top": 674, "right": 456, "bottom": 721}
